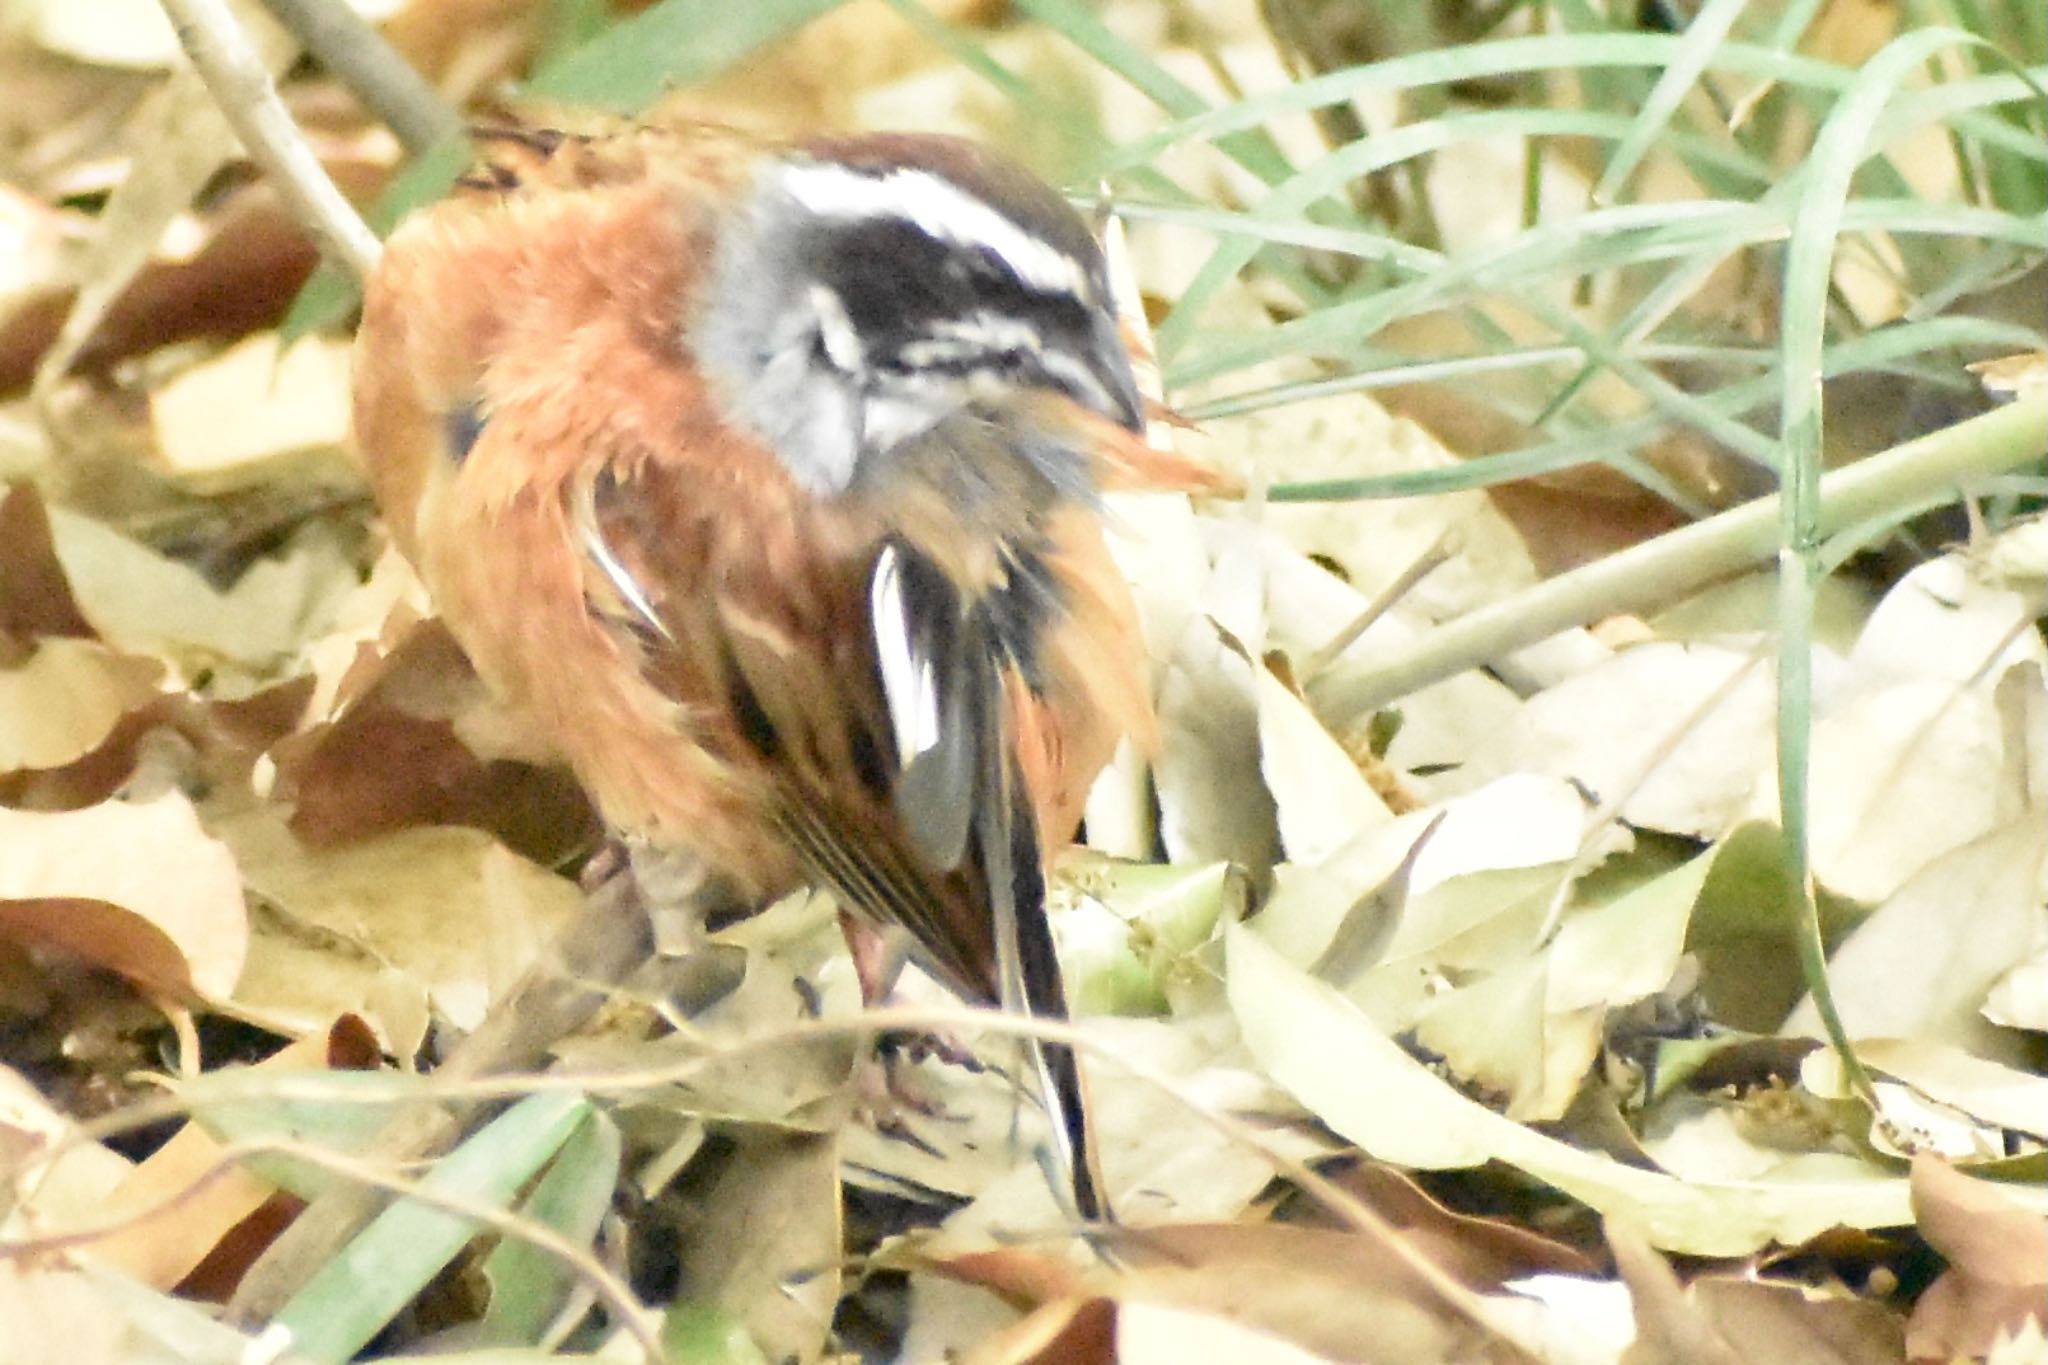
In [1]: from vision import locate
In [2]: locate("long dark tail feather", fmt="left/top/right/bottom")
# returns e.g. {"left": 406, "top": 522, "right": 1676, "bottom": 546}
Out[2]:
{"left": 976, "top": 713, "right": 1109, "bottom": 1224}
{"left": 871, "top": 538, "right": 1107, "bottom": 1222}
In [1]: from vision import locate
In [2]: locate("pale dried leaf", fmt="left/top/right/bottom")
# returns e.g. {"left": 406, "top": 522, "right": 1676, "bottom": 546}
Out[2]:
{"left": 1797, "top": 678, "right": 2019, "bottom": 903}
{"left": 1153, "top": 524, "right": 1276, "bottom": 867}
{"left": 0, "top": 638, "right": 161, "bottom": 771}
{"left": 1119, "top": 1300, "right": 1352, "bottom": 1365}
{"left": 0, "top": 794, "right": 245, "bottom": 997}
{"left": 148, "top": 333, "right": 354, "bottom": 488}
{"left": 1784, "top": 822, "right": 2043, "bottom": 1058}
{"left": 226, "top": 813, "right": 580, "bottom": 1035}
{"left": 0, "top": 1064, "right": 132, "bottom": 1239}
{"left": 1846, "top": 557, "right": 2045, "bottom": 690}
{"left": 1229, "top": 922, "right": 2048, "bottom": 1255}
{"left": 87, "top": 1034, "right": 328, "bottom": 1288}
{"left": 1986, "top": 954, "right": 2048, "bottom": 1032}
{"left": 29, "top": 35, "right": 284, "bottom": 396}
{"left": 1257, "top": 662, "right": 1391, "bottom": 864}
{"left": 0, "top": 1265, "right": 131, "bottom": 1365}
{"left": 17, "top": 0, "right": 401, "bottom": 68}
{"left": 1969, "top": 351, "right": 2048, "bottom": 401}
{"left": 0, "top": 183, "right": 72, "bottom": 306}
{"left": 1855, "top": 1039, "right": 2048, "bottom": 1142}
{"left": 47, "top": 508, "right": 360, "bottom": 684}
{"left": 1229, "top": 393, "right": 1536, "bottom": 620}
{"left": 1462, "top": 642, "right": 1774, "bottom": 839}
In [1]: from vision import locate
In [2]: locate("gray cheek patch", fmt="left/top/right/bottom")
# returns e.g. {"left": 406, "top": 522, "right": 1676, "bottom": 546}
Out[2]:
{"left": 692, "top": 188, "right": 868, "bottom": 496}
{"left": 728, "top": 326, "right": 863, "bottom": 496}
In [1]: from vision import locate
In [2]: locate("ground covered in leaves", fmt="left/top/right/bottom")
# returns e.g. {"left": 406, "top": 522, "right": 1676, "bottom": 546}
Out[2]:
{"left": 1, "top": 1, "right": 2046, "bottom": 1362}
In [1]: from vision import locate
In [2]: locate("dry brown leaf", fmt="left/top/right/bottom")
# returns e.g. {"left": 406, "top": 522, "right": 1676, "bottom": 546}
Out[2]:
{"left": 0, "top": 793, "right": 245, "bottom": 998}
{"left": 1691, "top": 1278, "right": 1905, "bottom": 1365}
{"left": 0, "top": 674, "right": 311, "bottom": 815}
{"left": 379, "top": 0, "right": 540, "bottom": 94}
{"left": 667, "top": 1128, "right": 843, "bottom": 1364}
{"left": 1331, "top": 1164, "right": 1602, "bottom": 1284}
{"left": 956, "top": 1293, "right": 1114, "bottom": 1365}
{"left": 28, "top": 53, "right": 273, "bottom": 403}
{"left": 0, "top": 189, "right": 321, "bottom": 394}
{"left": 0, "top": 484, "right": 96, "bottom": 642}
{"left": 1103, "top": 1222, "right": 1517, "bottom": 1364}
{"left": 84, "top": 1033, "right": 330, "bottom": 1289}
{"left": 1908, "top": 1155, "right": 2048, "bottom": 1360}
{"left": 1616, "top": 1206, "right": 1909, "bottom": 1365}
{"left": 272, "top": 617, "right": 593, "bottom": 860}
{"left": 1610, "top": 1219, "right": 1744, "bottom": 1365}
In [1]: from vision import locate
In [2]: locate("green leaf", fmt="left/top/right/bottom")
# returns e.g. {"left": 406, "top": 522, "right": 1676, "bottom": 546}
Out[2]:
{"left": 527, "top": 0, "right": 855, "bottom": 108}
{"left": 272, "top": 1092, "right": 595, "bottom": 1363}
{"left": 662, "top": 1302, "right": 773, "bottom": 1365}
{"left": 475, "top": 1109, "right": 623, "bottom": 1346}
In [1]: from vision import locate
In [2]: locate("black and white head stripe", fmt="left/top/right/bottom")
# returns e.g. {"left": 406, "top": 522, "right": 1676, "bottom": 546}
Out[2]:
{"left": 772, "top": 159, "right": 1098, "bottom": 304}
{"left": 689, "top": 134, "right": 1140, "bottom": 497}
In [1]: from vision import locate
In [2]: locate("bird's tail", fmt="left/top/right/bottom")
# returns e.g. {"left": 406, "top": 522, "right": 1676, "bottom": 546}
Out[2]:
{"left": 978, "top": 743, "right": 1108, "bottom": 1224}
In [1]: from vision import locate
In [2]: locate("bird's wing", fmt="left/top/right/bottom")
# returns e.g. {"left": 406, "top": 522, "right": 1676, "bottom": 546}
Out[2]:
{"left": 572, "top": 452, "right": 1003, "bottom": 1002}
{"left": 576, "top": 414, "right": 1119, "bottom": 1220}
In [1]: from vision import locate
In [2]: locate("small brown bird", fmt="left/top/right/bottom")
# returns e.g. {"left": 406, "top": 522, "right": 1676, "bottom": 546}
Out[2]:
{"left": 352, "top": 119, "right": 1202, "bottom": 1220}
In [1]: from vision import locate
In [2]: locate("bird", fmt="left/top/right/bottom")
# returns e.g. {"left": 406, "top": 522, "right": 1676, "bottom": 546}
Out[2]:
{"left": 350, "top": 117, "right": 1215, "bottom": 1223}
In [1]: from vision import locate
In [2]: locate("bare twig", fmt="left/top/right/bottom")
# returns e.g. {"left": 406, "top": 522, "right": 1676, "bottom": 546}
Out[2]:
{"left": 17, "top": 993, "right": 1522, "bottom": 1347}
{"left": 1303, "top": 527, "right": 1460, "bottom": 678}
{"left": 158, "top": 0, "right": 381, "bottom": 279}
{"left": 1309, "top": 398, "right": 2048, "bottom": 723}
{"left": 255, "top": 0, "right": 462, "bottom": 154}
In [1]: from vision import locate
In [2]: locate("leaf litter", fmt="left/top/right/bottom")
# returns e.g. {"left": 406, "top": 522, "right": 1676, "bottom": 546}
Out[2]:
{"left": 0, "top": 1, "right": 2044, "bottom": 1362}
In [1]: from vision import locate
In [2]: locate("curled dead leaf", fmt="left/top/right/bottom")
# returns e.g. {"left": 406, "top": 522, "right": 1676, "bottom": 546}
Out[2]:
{"left": 0, "top": 794, "right": 246, "bottom": 999}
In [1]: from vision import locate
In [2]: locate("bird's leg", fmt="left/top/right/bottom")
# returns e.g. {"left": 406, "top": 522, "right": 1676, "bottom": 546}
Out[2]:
{"left": 840, "top": 907, "right": 911, "bottom": 1005}
{"left": 835, "top": 909, "right": 987, "bottom": 1141}
{"left": 841, "top": 910, "right": 937, "bottom": 1128}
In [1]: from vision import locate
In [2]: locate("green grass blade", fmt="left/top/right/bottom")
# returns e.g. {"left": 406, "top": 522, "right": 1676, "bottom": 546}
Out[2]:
{"left": 272, "top": 1092, "right": 595, "bottom": 1363}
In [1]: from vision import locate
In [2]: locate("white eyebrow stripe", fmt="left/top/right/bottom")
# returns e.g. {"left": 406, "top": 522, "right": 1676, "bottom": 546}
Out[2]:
{"left": 774, "top": 161, "right": 1094, "bottom": 301}
{"left": 925, "top": 312, "right": 1044, "bottom": 351}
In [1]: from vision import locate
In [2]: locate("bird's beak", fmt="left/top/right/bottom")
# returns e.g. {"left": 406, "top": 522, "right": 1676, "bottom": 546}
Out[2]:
{"left": 1088, "top": 310, "right": 1146, "bottom": 434}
